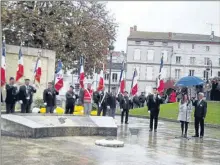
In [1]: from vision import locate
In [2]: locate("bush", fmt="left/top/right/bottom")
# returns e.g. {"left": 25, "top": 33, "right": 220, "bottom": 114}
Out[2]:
{"left": 34, "top": 98, "right": 45, "bottom": 108}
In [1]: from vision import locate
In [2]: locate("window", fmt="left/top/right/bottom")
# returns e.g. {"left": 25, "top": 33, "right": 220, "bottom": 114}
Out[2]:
{"left": 135, "top": 41, "right": 141, "bottom": 44}
{"left": 162, "top": 42, "right": 168, "bottom": 46}
{"left": 203, "top": 71, "right": 208, "bottom": 80}
{"left": 190, "top": 57, "right": 196, "bottom": 65}
{"left": 112, "top": 73, "right": 118, "bottom": 82}
{"left": 176, "top": 56, "right": 181, "bottom": 64}
{"left": 133, "top": 49, "right": 141, "bottom": 60}
{"left": 161, "top": 68, "right": 167, "bottom": 79}
{"left": 149, "top": 41, "right": 154, "bottom": 45}
{"left": 104, "top": 73, "right": 109, "bottom": 80}
{"left": 206, "top": 46, "right": 210, "bottom": 51}
{"left": 162, "top": 50, "right": 168, "bottom": 62}
{"left": 204, "top": 57, "right": 210, "bottom": 65}
{"left": 147, "top": 50, "right": 154, "bottom": 61}
{"left": 146, "top": 67, "right": 153, "bottom": 80}
{"left": 189, "top": 70, "right": 195, "bottom": 76}
{"left": 175, "top": 69, "right": 181, "bottom": 79}
{"left": 218, "top": 71, "right": 220, "bottom": 77}
{"left": 178, "top": 43, "right": 181, "bottom": 49}
{"left": 192, "top": 44, "right": 195, "bottom": 49}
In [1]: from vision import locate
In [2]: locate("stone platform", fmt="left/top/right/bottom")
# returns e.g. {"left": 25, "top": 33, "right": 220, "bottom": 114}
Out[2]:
{"left": 1, "top": 114, "right": 117, "bottom": 138}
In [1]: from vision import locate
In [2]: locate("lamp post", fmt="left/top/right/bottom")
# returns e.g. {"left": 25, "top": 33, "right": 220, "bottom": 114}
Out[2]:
{"left": 108, "top": 42, "right": 115, "bottom": 93}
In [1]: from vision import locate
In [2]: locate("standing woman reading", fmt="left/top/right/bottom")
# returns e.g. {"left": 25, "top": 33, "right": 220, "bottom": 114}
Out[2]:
{"left": 177, "top": 94, "right": 192, "bottom": 138}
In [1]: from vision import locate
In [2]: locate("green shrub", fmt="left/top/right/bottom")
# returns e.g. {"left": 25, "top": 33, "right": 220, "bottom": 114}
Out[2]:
{"left": 34, "top": 98, "right": 45, "bottom": 108}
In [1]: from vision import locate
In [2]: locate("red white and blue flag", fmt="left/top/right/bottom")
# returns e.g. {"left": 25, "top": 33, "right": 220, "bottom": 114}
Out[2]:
{"left": 34, "top": 57, "right": 42, "bottom": 83}
{"left": 131, "top": 68, "right": 138, "bottom": 96}
{"left": 16, "top": 46, "right": 24, "bottom": 82}
{"left": 54, "top": 60, "right": 63, "bottom": 91}
{"left": 79, "top": 57, "right": 85, "bottom": 88}
{"left": 157, "top": 53, "right": 165, "bottom": 94}
{"left": 1, "top": 37, "right": 6, "bottom": 86}
{"left": 118, "top": 61, "right": 125, "bottom": 94}
{"left": 97, "top": 63, "right": 105, "bottom": 91}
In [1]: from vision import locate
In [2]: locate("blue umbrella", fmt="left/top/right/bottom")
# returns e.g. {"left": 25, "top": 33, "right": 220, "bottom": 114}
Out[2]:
{"left": 175, "top": 76, "right": 205, "bottom": 87}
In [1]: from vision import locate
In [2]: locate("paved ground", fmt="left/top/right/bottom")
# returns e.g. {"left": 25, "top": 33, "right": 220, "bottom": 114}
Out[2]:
{"left": 1, "top": 117, "right": 220, "bottom": 165}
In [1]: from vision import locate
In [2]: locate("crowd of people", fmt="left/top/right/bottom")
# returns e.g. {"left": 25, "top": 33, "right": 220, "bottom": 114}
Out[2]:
{"left": 1, "top": 77, "right": 211, "bottom": 138}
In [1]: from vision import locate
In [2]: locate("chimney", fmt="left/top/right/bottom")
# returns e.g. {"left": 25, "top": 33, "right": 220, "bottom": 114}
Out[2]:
{"left": 134, "top": 25, "right": 137, "bottom": 31}
{"left": 130, "top": 27, "right": 134, "bottom": 34}
{"left": 210, "top": 31, "right": 214, "bottom": 40}
{"left": 168, "top": 32, "right": 172, "bottom": 39}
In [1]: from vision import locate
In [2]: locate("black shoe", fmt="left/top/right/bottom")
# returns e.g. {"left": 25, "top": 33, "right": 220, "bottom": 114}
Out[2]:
{"left": 192, "top": 135, "right": 199, "bottom": 138}
{"left": 125, "top": 122, "right": 129, "bottom": 124}
{"left": 154, "top": 129, "right": 157, "bottom": 132}
{"left": 121, "top": 122, "right": 123, "bottom": 124}
{"left": 184, "top": 134, "right": 187, "bottom": 138}
{"left": 200, "top": 136, "right": 203, "bottom": 139}
{"left": 149, "top": 129, "right": 153, "bottom": 132}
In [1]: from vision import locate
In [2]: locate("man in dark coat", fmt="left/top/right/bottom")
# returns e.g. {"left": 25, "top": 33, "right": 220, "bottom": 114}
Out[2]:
{"left": 120, "top": 91, "right": 130, "bottom": 124}
{"left": 5, "top": 77, "right": 18, "bottom": 113}
{"left": 43, "top": 82, "right": 59, "bottom": 113}
{"left": 192, "top": 92, "right": 207, "bottom": 138}
{"left": 139, "top": 92, "right": 146, "bottom": 107}
{"left": 147, "top": 87, "right": 163, "bottom": 132}
{"left": 133, "top": 94, "right": 140, "bottom": 108}
{"left": 107, "top": 87, "right": 117, "bottom": 118}
{"left": 97, "top": 88, "right": 108, "bottom": 116}
{"left": 18, "top": 79, "right": 37, "bottom": 113}
{"left": 65, "top": 85, "right": 78, "bottom": 114}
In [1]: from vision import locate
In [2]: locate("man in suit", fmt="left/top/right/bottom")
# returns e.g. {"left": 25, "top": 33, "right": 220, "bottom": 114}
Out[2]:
{"left": 97, "top": 88, "right": 108, "bottom": 116}
{"left": 120, "top": 91, "right": 130, "bottom": 124}
{"left": 43, "top": 82, "right": 59, "bottom": 113}
{"left": 65, "top": 85, "right": 78, "bottom": 114}
{"left": 192, "top": 92, "right": 207, "bottom": 138}
{"left": 5, "top": 77, "right": 18, "bottom": 113}
{"left": 147, "top": 87, "right": 163, "bottom": 132}
{"left": 18, "top": 79, "right": 37, "bottom": 113}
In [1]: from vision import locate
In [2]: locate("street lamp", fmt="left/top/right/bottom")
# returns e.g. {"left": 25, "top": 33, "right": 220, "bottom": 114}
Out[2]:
{"left": 108, "top": 42, "right": 115, "bottom": 93}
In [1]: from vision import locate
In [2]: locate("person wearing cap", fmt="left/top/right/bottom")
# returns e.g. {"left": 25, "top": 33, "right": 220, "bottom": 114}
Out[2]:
{"left": 5, "top": 77, "right": 18, "bottom": 113}
{"left": 65, "top": 85, "right": 78, "bottom": 114}
{"left": 147, "top": 87, "right": 163, "bottom": 132}
{"left": 192, "top": 92, "right": 207, "bottom": 138}
{"left": 43, "top": 82, "right": 59, "bottom": 113}
{"left": 120, "top": 91, "right": 130, "bottom": 124}
{"left": 18, "top": 78, "right": 37, "bottom": 113}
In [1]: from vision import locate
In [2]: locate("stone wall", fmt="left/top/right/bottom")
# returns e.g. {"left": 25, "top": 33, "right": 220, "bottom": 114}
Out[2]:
{"left": 3, "top": 44, "right": 56, "bottom": 100}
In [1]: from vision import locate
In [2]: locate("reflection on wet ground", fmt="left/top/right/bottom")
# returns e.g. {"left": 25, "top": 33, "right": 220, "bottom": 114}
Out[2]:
{"left": 1, "top": 117, "right": 220, "bottom": 165}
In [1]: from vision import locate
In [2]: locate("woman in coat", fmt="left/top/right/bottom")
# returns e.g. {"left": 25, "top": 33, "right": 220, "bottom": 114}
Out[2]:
{"left": 177, "top": 94, "right": 192, "bottom": 138}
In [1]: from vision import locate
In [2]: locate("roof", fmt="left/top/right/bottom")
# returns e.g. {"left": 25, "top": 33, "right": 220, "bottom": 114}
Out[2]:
{"left": 127, "top": 31, "right": 220, "bottom": 43}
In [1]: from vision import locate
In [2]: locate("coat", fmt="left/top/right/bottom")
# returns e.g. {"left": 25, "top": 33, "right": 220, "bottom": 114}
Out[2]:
{"left": 65, "top": 91, "right": 78, "bottom": 106}
{"left": 147, "top": 94, "right": 163, "bottom": 116}
{"left": 120, "top": 96, "right": 130, "bottom": 110}
{"left": 43, "top": 88, "right": 59, "bottom": 106}
{"left": 18, "top": 85, "right": 36, "bottom": 104}
{"left": 177, "top": 101, "right": 192, "bottom": 122}
{"left": 107, "top": 93, "right": 117, "bottom": 109}
{"left": 5, "top": 84, "right": 18, "bottom": 104}
{"left": 192, "top": 99, "right": 207, "bottom": 118}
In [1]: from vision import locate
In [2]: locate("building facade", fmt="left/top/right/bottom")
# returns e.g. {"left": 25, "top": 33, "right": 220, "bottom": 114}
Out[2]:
{"left": 126, "top": 26, "right": 220, "bottom": 94}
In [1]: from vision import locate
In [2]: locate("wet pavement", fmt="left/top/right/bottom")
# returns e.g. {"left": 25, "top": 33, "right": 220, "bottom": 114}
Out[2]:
{"left": 1, "top": 117, "right": 220, "bottom": 165}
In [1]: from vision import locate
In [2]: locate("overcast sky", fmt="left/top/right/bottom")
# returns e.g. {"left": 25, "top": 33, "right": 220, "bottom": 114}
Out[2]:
{"left": 106, "top": 1, "right": 220, "bottom": 52}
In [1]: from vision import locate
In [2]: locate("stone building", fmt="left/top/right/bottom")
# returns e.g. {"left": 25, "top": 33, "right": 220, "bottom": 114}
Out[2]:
{"left": 126, "top": 25, "right": 220, "bottom": 94}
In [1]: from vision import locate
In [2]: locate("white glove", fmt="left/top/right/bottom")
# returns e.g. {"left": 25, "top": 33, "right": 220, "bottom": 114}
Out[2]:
{"left": 158, "top": 95, "right": 161, "bottom": 99}
{"left": 44, "top": 102, "right": 47, "bottom": 106}
{"left": 32, "top": 84, "right": 36, "bottom": 89}
{"left": 107, "top": 106, "right": 110, "bottom": 109}
{"left": 13, "top": 84, "right": 17, "bottom": 87}
{"left": 148, "top": 110, "right": 151, "bottom": 114}
{"left": 72, "top": 95, "right": 76, "bottom": 99}
{"left": 19, "top": 100, "right": 23, "bottom": 104}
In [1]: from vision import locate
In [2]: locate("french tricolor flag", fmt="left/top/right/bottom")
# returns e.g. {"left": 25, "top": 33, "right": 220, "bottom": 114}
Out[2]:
{"left": 54, "top": 60, "right": 63, "bottom": 91}
{"left": 157, "top": 53, "right": 165, "bottom": 94}
{"left": 79, "top": 57, "right": 85, "bottom": 88}
{"left": 16, "top": 46, "right": 24, "bottom": 82}
{"left": 118, "top": 61, "right": 125, "bottom": 94}
{"left": 34, "top": 57, "right": 41, "bottom": 83}
{"left": 97, "top": 64, "right": 105, "bottom": 91}
{"left": 131, "top": 68, "right": 138, "bottom": 96}
{"left": 1, "top": 37, "right": 6, "bottom": 86}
